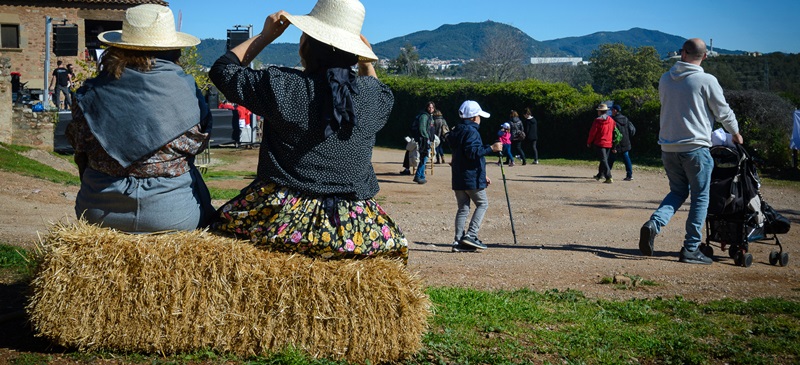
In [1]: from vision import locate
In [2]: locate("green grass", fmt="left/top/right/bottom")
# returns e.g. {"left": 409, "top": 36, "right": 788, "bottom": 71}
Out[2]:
{"left": 420, "top": 288, "right": 800, "bottom": 364}
{"left": 0, "top": 244, "right": 38, "bottom": 280}
{"left": 202, "top": 169, "right": 255, "bottom": 200}
{"left": 202, "top": 170, "right": 256, "bottom": 180}
{"left": 208, "top": 186, "right": 243, "bottom": 201}
{"left": 0, "top": 143, "right": 80, "bottom": 185}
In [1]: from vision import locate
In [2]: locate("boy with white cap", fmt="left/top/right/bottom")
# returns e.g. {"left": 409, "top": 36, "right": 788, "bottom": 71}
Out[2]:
{"left": 446, "top": 100, "right": 503, "bottom": 252}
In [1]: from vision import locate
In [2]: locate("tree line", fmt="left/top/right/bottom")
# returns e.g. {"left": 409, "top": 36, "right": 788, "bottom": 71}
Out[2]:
{"left": 386, "top": 37, "right": 800, "bottom": 108}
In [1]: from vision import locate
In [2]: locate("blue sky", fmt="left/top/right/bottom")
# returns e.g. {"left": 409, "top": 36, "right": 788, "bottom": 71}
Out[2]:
{"left": 166, "top": 0, "right": 800, "bottom": 54}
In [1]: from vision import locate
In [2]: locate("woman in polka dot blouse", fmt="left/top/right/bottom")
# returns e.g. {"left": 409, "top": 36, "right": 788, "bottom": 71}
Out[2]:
{"left": 208, "top": 1, "right": 408, "bottom": 262}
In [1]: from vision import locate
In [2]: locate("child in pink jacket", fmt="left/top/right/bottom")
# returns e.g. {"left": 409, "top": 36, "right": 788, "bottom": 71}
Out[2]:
{"left": 497, "top": 122, "right": 515, "bottom": 166}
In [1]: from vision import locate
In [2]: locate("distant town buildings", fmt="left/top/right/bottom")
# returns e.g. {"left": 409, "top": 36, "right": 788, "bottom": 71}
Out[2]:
{"left": 420, "top": 58, "right": 467, "bottom": 71}
{"left": 529, "top": 57, "right": 586, "bottom": 66}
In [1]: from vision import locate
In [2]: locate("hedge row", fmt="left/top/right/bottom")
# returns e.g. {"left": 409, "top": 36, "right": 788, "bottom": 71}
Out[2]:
{"left": 378, "top": 77, "right": 796, "bottom": 169}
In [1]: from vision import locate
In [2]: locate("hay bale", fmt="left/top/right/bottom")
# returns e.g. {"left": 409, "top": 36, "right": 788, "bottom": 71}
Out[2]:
{"left": 28, "top": 221, "right": 430, "bottom": 364}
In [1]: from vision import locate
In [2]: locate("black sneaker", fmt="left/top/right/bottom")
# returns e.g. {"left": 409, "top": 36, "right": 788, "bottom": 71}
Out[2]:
{"left": 461, "top": 235, "right": 488, "bottom": 249}
{"left": 623, "top": 176, "right": 633, "bottom": 181}
{"left": 593, "top": 174, "right": 602, "bottom": 181}
{"left": 400, "top": 169, "right": 411, "bottom": 175}
{"left": 679, "top": 247, "right": 713, "bottom": 265}
{"left": 639, "top": 220, "right": 656, "bottom": 256}
{"left": 451, "top": 242, "right": 477, "bottom": 253}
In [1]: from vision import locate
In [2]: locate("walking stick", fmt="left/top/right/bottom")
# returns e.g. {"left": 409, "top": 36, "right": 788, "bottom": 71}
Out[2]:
{"left": 498, "top": 151, "right": 518, "bottom": 245}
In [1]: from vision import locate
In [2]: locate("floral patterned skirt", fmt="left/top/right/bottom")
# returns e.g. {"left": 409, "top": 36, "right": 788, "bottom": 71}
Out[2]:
{"left": 211, "top": 180, "right": 408, "bottom": 262}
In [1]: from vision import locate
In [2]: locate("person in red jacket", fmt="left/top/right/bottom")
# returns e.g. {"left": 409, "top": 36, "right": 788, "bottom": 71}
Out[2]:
{"left": 586, "top": 103, "right": 616, "bottom": 183}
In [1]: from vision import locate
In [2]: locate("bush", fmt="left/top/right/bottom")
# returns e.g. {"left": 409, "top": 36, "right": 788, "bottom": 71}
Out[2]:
{"left": 725, "top": 90, "right": 796, "bottom": 168}
{"left": 609, "top": 88, "right": 661, "bottom": 156}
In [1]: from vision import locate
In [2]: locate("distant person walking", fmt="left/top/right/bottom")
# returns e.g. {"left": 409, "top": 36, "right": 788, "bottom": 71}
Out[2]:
{"left": 447, "top": 100, "right": 502, "bottom": 252}
{"left": 432, "top": 109, "right": 449, "bottom": 164}
{"left": 587, "top": 103, "right": 615, "bottom": 183}
{"left": 523, "top": 107, "right": 539, "bottom": 164}
{"left": 509, "top": 110, "right": 526, "bottom": 165}
{"left": 608, "top": 104, "right": 636, "bottom": 180}
{"left": 49, "top": 60, "right": 72, "bottom": 111}
{"left": 639, "top": 38, "right": 743, "bottom": 265}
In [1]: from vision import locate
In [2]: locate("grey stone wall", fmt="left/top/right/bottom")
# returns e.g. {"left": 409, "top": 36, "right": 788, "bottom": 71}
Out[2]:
{"left": 11, "top": 107, "right": 56, "bottom": 151}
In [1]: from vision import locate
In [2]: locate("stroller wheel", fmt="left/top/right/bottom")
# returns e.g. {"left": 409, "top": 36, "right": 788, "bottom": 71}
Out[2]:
{"left": 735, "top": 252, "right": 753, "bottom": 268}
{"left": 780, "top": 252, "right": 789, "bottom": 267}
{"left": 770, "top": 251, "right": 779, "bottom": 265}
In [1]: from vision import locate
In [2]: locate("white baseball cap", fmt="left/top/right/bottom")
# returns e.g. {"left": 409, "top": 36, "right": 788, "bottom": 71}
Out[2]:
{"left": 459, "top": 100, "right": 490, "bottom": 119}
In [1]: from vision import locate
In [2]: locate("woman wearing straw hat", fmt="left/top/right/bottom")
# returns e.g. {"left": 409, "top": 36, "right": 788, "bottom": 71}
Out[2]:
{"left": 66, "top": 4, "right": 215, "bottom": 233}
{"left": 208, "top": 0, "right": 408, "bottom": 262}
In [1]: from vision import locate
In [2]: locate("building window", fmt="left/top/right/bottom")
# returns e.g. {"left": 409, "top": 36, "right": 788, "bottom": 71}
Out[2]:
{"left": 1, "top": 24, "right": 20, "bottom": 48}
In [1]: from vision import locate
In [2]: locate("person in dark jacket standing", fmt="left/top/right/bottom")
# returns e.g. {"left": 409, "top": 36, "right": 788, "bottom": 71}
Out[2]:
{"left": 523, "top": 107, "right": 539, "bottom": 164}
{"left": 413, "top": 101, "right": 435, "bottom": 184}
{"left": 509, "top": 110, "right": 526, "bottom": 165}
{"left": 608, "top": 104, "right": 636, "bottom": 180}
{"left": 447, "top": 100, "right": 502, "bottom": 252}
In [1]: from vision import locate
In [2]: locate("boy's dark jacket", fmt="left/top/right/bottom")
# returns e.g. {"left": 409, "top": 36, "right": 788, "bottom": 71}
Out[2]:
{"left": 447, "top": 119, "right": 495, "bottom": 190}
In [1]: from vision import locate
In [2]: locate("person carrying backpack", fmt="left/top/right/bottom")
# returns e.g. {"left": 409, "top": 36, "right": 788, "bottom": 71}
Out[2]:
{"left": 411, "top": 101, "right": 435, "bottom": 184}
{"left": 508, "top": 110, "right": 527, "bottom": 165}
{"left": 609, "top": 104, "right": 636, "bottom": 181}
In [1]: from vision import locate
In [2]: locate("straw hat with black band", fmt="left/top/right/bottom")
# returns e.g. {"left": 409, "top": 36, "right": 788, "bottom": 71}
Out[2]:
{"left": 98, "top": 4, "right": 199, "bottom": 51}
{"left": 283, "top": 0, "right": 378, "bottom": 62}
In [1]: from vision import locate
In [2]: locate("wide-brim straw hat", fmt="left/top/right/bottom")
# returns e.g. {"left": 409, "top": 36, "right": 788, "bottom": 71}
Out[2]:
{"left": 283, "top": 0, "right": 378, "bottom": 62}
{"left": 596, "top": 103, "right": 609, "bottom": 111}
{"left": 98, "top": 4, "right": 200, "bottom": 51}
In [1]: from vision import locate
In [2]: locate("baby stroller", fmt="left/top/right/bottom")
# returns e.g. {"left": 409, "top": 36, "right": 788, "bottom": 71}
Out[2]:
{"left": 700, "top": 144, "right": 791, "bottom": 267}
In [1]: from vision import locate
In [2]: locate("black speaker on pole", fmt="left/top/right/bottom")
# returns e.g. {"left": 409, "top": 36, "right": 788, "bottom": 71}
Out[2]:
{"left": 226, "top": 29, "right": 250, "bottom": 50}
{"left": 53, "top": 24, "right": 79, "bottom": 56}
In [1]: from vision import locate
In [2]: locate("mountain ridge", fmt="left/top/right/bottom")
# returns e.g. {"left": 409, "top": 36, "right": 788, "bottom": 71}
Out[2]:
{"left": 195, "top": 23, "right": 743, "bottom": 67}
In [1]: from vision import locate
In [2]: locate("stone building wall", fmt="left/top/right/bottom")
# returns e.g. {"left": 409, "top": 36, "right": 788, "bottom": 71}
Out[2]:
{"left": 0, "top": 57, "right": 11, "bottom": 143}
{"left": 11, "top": 107, "right": 56, "bottom": 151}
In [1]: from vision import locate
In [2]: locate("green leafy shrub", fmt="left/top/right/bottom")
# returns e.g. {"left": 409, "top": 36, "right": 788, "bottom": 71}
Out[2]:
{"left": 725, "top": 89, "right": 796, "bottom": 169}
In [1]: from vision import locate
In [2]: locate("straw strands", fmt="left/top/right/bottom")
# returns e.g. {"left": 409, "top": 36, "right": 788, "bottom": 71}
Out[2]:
{"left": 27, "top": 221, "right": 430, "bottom": 363}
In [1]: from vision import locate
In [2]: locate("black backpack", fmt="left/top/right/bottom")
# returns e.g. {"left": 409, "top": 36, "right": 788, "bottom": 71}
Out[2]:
{"left": 410, "top": 113, "right": 422, "bottom": 138}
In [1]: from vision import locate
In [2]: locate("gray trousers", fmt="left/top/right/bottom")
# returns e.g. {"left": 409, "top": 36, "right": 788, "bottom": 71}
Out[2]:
{"left": 76, "top": 166, "right": 214, "bottom": 233}
{"left": 454, "top": 189, "right": 489, "bottom": 242}
{"left": 54, "top": 84, "right": 72, "bottom": 110}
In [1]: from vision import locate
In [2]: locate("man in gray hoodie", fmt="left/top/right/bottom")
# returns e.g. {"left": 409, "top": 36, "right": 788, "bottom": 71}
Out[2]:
{"left": 639, "top": 38, "right": 744, "bottom": 265}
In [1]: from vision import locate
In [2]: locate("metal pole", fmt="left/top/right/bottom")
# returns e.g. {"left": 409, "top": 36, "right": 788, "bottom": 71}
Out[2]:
{"left": 248, "top": 24, "right": 255, "bottom": 144}
{"left": 43, "top": 16, "right": 51, "bottom": 110}
{"left": 498, "top": 151, "right": 518, "bottom": 245}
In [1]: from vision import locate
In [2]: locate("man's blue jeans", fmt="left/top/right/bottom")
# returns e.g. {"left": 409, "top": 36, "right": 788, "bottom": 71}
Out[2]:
{"left": 608, "top": 150, "right": 633, "bottom": 178}
{"left": 649, "top": 148, "right": 713, "bottom": 251}
{"left": 415, "top": 148, "right": 429, "bottom": 181}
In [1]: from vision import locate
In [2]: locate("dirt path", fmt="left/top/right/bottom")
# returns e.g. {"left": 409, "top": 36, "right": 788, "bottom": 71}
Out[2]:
{"left": 3, "top": 147, "right": 799, "bottom": 302}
